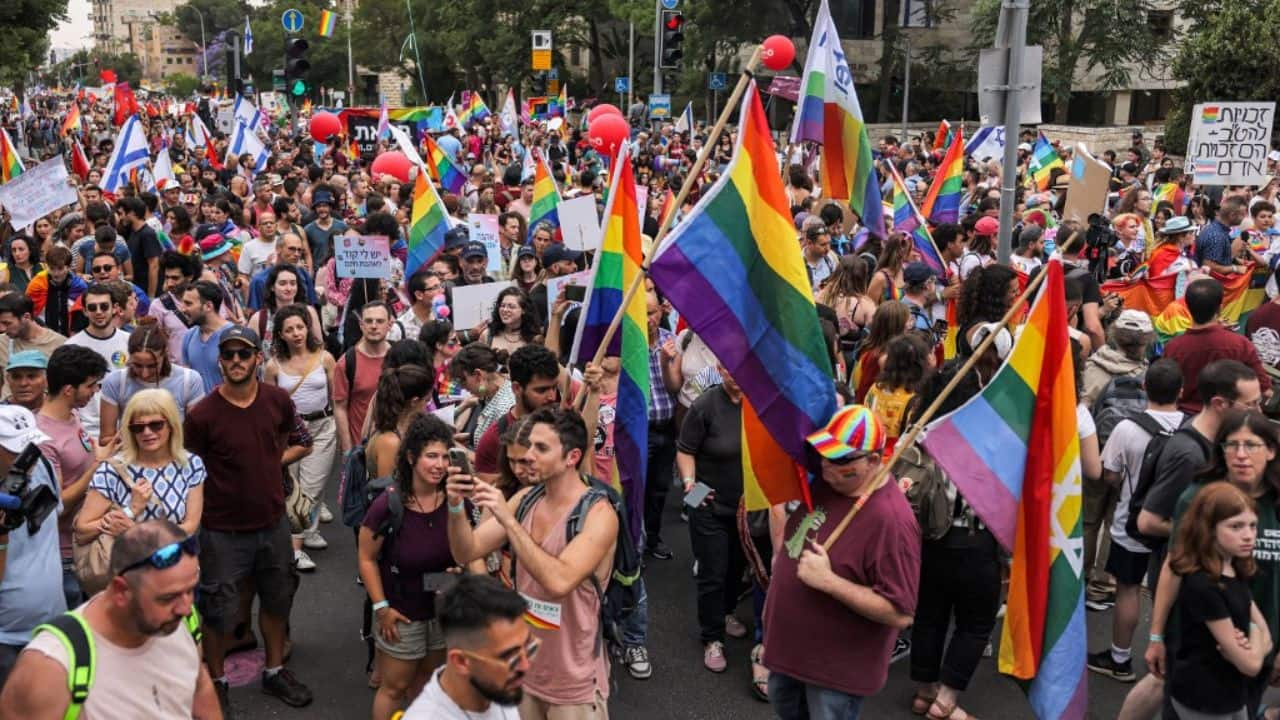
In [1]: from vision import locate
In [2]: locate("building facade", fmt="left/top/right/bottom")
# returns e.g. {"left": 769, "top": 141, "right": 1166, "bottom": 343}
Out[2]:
{"left": 90, "top": 0, "right": 200, "bottom": 83}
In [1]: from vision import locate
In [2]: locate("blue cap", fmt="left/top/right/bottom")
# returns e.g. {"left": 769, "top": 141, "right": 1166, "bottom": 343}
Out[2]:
{"left": 6, "top": 350, "right": 47, "bottom": 372}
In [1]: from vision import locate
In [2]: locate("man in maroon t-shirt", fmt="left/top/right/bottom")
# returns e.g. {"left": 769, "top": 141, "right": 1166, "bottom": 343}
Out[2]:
{"left": 471, "top": 345, "right": 562, "bottom": 482}
{"left": 1163, "top": 278, "right": 1271, "bottom": 413}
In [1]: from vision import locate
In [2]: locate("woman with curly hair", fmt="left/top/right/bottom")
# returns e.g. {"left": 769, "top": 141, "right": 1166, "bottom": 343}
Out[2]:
{"left": 956, "top": 264, "right": 1018, "bottom": 359}
{"left": 818, "top": 255, "right": 877, "bottom": 367}
{"left": 484, "top": 286, "right": 541, "bottom": 356}
{"left": 867, "top": 232, "right": 912, "bottom": 303}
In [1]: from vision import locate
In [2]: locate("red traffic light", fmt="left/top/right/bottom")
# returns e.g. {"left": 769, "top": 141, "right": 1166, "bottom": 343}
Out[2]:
{"left": 665, "top": 14, "right": 683, "bottom": 30}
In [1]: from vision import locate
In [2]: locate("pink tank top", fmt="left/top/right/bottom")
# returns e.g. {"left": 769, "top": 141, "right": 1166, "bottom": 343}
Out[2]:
{"left": 517, "top": 495, "right": 611, "bottom": 705}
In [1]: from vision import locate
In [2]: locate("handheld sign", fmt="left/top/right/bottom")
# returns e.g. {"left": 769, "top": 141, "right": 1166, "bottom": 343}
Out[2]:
{"left": 334, "top": 235, "right": 391, "bottom": 279}
{"left": 452, "top": 281, "right": 514, "bottom": 329}
{"left": 0, "top": 158, "right": 79, "bottom": 230}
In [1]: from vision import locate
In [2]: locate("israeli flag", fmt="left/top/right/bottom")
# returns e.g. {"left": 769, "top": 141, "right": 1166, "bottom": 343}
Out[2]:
{"left": 102, "top": 116, "right": 150, "bottom": 193}
{"left": 233, "top": 94, "right": 263, "bottom": 130}
{"left": 965, "top": 126, "right": 1006, "bottom": 162}
{"left": 228, "top": 121, "right": 269, "bottom": 174}
{"left": 243, "top": 16, "right": 253, "bottom": 55}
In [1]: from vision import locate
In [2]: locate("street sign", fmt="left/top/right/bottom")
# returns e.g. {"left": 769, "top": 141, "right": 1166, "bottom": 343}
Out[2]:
{"left": 708, "top": 72, "right": 727, "bottom": 91}
{"left": 648, "top": 94, "right": 671, "bottom": 119}
{"left": 281, "top": 9, "right": 304, "bottom": 33}
{"left": 547, "top": 68, "right": 559, "bottom": 79}
{"left": 532, "top": 51, "right": 551, "bottom": 71}
{"left": 531, "top": 31, "right": 553, "bottom": 70}
{"left": 548, "top": 79, "right": 560, "bottom": 95}
{"left": 661, "top": 0, "right": 679, "bottom": 9}
{"left": 615, "top": 77, "right": 630, "bottom": 93}
{"left": 976, "top": 45, "right": 1043, "bottom": 125}
{"left": 272, "top": 69, "right": 286, "bottom": 91}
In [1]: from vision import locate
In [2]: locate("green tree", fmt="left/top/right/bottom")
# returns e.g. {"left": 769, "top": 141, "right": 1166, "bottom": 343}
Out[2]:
{"left": 0, "top": 0, "right": 69, "bottom": 90}
{"left": 166, "top": 0, "right": 250, "bottom": 51}
{"left": 42, "top": 50, "right": 143, "bottom": 87}
{"left": 969, "top": 0, "right": 1169, "bottom": 123}
{"left": 165, "top": 73, "right": 202, "bottom": 96}
{"left": 1164, "top": 0, "right": 1280, "bottom": 151}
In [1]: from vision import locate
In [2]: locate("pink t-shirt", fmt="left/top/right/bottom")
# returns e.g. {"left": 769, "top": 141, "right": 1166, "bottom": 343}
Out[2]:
{"left": 37, "top": 413, "right": 95, "bottom": 559}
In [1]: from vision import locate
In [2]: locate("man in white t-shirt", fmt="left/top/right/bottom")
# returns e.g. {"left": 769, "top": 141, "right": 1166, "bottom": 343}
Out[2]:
{"left": 65, "top": 284, "right": 130, "bottom": 438}
{"left": 402, "top": 575, "right": 527, "bottom": 719}
{"left": 1010, "top": 225, "right": 1045, "bottom": 276}
{"left": 237, "top": 211, "right": 280, "bottom": 278}
{"left": 1086, "top": 358, "right": 1184, "bottom": 683}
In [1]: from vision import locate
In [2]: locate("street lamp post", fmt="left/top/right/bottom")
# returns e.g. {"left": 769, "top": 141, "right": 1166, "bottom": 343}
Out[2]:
{"left": 186, "top": 7, "right": 208, "bottom": 81}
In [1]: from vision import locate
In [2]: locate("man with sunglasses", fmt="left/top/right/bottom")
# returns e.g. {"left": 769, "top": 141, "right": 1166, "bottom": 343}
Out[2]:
{"left": 0, "top": 293, "right": 65, "bottom": 402}
{"left": 402, "top": 574, "right": 530, "bottom": 719}
{"left": 65, "top": 284, "right": 130, "bottom": 439}
{"left": 0, "top": 520, "right": 222, "bottom": 718}
{"left": 184, "top": 326, "right": 314, "bottom": 710}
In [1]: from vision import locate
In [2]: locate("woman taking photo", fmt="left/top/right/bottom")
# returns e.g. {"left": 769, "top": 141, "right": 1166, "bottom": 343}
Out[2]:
{"left": 265, "top": 305, "right": 338, "bottom": 571}
{"left": 484, "top": 287, "right": 540, "bottom": 356}
{"left": 4, "top": 235, "right": 43, "bottom": 295}
{"left": 99, "top": 321, "right": 205, "bottom": 444}
{"left": 358, "top": 413, "right": 462, "bottom": 719}
{"left": 248, "top": 264, "right": 323, "bottom": 357}
{"left": 74, "top": 389, "right": 206, "bottom": 543}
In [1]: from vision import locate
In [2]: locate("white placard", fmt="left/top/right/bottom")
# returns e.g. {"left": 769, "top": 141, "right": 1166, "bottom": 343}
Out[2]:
{"left": 333, "top": 235, "right": 391, "bottom": 279}
{"left": 544, "top": 269, "right": 591, "bottom": 317}
{"left": 1185, "top": 102, "right": 1276, "bottom": 187}
{"left": 451, "top": 281, "right": 514, "bottom": 330}
{"left": 636, "top": 186, "right": 649, "bottom": 227}
{"left": 431, "top": 404, "right": 456, "bottom": 427}
{"left": 215, "top": 103, "right": 235, "bottom": 135}
{"left": 558, "top": 195, "right": 601, "bottom": 251}
{"left": 0, "top": 158, "right": 79, "bottom": 230}
{"left": 466, "top": 214, "right": 502, "bottom": 272}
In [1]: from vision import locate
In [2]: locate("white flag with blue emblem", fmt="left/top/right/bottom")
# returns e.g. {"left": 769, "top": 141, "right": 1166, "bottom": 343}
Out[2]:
{"left": 101, "top": 116, "right": 150, "bottom": 193}
{"left": 233, "top": 94, "right": 263, "bottom": 130}
{"left": 964, "top": 126, "right": 1006, "bottom": 163}
{"left": 243, "top": 16, "right": 253, "bottom": 55}
{"left": 227, "top": 121, "right": 269, "bottom": 175}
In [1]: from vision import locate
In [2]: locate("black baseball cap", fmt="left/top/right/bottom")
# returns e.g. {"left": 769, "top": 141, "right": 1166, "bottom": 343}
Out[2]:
{"left": 218, "top": 326, "right": 261, "bottom": 351}
{"left": 461, "top": 241, "right": 488, "bottom": 260}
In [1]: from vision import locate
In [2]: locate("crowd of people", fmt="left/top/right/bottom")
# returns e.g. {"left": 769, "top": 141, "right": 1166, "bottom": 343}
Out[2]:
{"left": 0, "top": 84, "right": 1277, "bottom": 720}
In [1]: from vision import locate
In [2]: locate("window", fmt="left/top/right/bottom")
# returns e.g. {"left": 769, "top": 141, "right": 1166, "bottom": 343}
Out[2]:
{"left": 832, "top": 0, "right": 877, "bottom": 39}
{"left": 1148, "top": 11, "right": 1173, "bottom": 40}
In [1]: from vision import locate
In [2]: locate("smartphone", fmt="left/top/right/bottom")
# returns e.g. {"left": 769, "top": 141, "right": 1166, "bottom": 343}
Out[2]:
{"left": 448, "top": 448, "right": 473, "bottom": 476}
{"left": 423, "top": 572, "right": 459, "bottom": 593}
{"left": 562, "top": 285, "right": 586, "bottom": 302}
{"left": 932, "top": 319, "right": 948, "bottom": 336}
{"left": 683, "top": 481, "right": 715, "bottom": 509}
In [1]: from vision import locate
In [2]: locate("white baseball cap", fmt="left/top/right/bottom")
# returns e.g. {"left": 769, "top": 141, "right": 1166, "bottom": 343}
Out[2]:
{"left": 0, "top": 405, "right": 50, "bottom": 454}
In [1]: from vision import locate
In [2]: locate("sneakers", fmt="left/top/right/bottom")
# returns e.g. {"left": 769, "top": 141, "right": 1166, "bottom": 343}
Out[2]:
{"left": 890, "top": 636, "right": 912, "bottom": 663}
{"left": 623, "top": 645, "right": 653, "bottom": 679}
{"left": 262, "top": 668, "right": 313, "bottom": 707}
{"left": 293, "top": 549, "right": 316, "bottom": 572}
{"left": 646, "top": 541, "right": 674, "bottom": 560}
{"left": 318, "top": 503, "right": 334, "bottom": 523}
{"left": 1087, "top": 650, "right": 1136, "bottom": 682}
{"left": 1085, "top": 595, "right": 1115, "bottom": 612}
{"left": 704, "top": 641, "right": 727, "bottom": 673}
{"left": 301, "top": 531, "right": 328, "bottom": 550}
{"left": 725, "top": 615, "right": 749, "bottom": 640}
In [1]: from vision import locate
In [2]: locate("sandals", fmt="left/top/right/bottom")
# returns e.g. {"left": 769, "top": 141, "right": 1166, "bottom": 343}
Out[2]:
{"left": 749, "top": 644, "right": 769, "bottom": 702}
{"left": 927, "top": 700, "right": 977, "bottom": 720}
{"left": 911, "top": 690, "right": 938, "bottom": 716}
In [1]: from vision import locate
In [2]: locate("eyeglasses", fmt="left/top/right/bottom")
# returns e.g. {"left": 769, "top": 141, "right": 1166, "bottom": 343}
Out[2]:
{"left": 461, "top": 637, "right": 541, "bottom": 673}
{"left": 91, "top": 264, "right": 115, "bottom": 273}
{"left": 219, "top": 348, "right": 255, "bottom": 361}
{"left": 128, "top": 419, "right": 168, "bottom": 435}
{"left": 118, "top": 535, "right": 200, "bottom": 576}
{"left": 1222, "top": 441, "right": 1269, "bottom": 454}
{"left": 829, "top": 451, "right": 869, "bottom": 466}
{"left": 85, "top": 302, "right": 112, "bottom": 313}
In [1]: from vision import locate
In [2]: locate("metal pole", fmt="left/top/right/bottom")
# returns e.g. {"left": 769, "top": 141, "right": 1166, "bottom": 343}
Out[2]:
{"left": 196, "top": 11, "right": 206, "bottom": 81}
{"left": 900, "top": 32, "right": 910, "bottom": 140}
{"left": 405, "top": 0, "right": 427, "bottom": 101}
{"left": 652, "top": 0, "right": 661, "bottom": 96}
{"left": 345, "top": 0, "right": 355, "bottom": 99}
{"left": 996, "top": 0, "right": 1028, "bottom": 264}
{"left": 628, "top": 22, "right": 635, "bottom": 109}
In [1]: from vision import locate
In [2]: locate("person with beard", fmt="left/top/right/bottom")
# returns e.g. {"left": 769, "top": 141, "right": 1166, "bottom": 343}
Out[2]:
{"left": 401, "top": 574, "right": 530, "bottom": 719}
{"left": 0, "top": 520, "right": 221, "bottom": 718}
{"left": 179, "top": 280, "right": 233, "bottom": 393}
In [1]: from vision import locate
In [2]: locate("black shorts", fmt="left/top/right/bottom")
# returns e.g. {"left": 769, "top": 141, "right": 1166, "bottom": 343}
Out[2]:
{"left": 1104, "top": 543, "right": 1150, "bottom": 587}
{"left": 197, "top": 517, "right": 299, "bottom": 634}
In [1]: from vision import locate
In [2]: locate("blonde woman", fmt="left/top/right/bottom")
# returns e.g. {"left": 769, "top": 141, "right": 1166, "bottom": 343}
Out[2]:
{"left": 75, "top": 389, "right": 206, "bottom": 542}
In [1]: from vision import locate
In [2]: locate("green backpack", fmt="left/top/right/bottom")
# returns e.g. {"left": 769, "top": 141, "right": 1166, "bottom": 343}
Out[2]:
{"left": 32, "top": 607, "right": 203, "bottom": 720}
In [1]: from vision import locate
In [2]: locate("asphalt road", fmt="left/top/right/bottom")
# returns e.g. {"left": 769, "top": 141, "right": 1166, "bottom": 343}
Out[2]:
{"left": 228, "top": 478, "right": 1140, "bottom": 720}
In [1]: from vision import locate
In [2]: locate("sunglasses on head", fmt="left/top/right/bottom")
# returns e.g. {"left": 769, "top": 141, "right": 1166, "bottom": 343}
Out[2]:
{"left": 128, "top": 419, "right": 168, "bottom": 435}
{"left": 91, "top": 264, "right": 115, "bottom": 273}
{"left": 219, "top": 347, "right": 255, "bottom": 361}
{"left": 118, "top": 535, "right": 200, "bottom": 576}
{"left": 86, "top": 302, "right": 112, "bottom": 312}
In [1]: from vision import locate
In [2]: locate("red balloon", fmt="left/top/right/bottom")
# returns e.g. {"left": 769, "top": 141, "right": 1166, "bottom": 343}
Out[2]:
{"left": 588, "top": 114, "right": 630, "bottom": 157}
{"left": 309, "top": 111, "right": 342, "bottom": 143}
{"left": 370, "top": 151, "right": 412, "bottom": 183}
{"left": 761, "top": 35, "right": 796, "bottom": 71}
{"left": 587, "top": 104, "right": 623, "bottom": 123}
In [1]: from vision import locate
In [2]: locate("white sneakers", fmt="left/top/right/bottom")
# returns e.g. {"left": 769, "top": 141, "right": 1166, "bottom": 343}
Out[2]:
{"left": 317, "top": 503, "right": 334, "bottom": 523}
{"left": 294, "top": 549, "right": 316, "bottom": 572}
{"left": 302, "top": 531, "right": 328, "bottom": 550}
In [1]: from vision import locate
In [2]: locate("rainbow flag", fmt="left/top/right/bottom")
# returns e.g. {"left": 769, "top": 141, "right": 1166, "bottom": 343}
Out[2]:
{"left": 888, "top": 165, "right": 945, "bottom": 276}
{"left": 61, "top": 105, "right": 82, "bottom": 137}
{"left": 571, "top": 147, "right": 650, "bottom": 544}
{"left": 1101, "top": 267, "right": 1263, "bottom": 342}
{"left": 1202, "top": 105, "right": 1221, "bottom": 123}
{"left": 0, "top": 128, "right": 24, "bottom": 183}
{"left": 932, "top": 119, "right": 952, "bottom": 151}
{"left": 1029, "top": 132, "right": 1065, "bottom": 191}
{"left": 651, "top": 80, "right": 836, "bottom": 507}
{"left": 406, "top": 172, "right": 450, "bottom": 277}
{"left": 1153, "top": 182, "right": 1177, "bottom": 205}
{"left": 423, "top": 133, "right": 466, "bottom": 195}
{"left": 318, "top": 10, "right": 337, "bottom": 38}
{"left": 526, "top": 150, "right": 562, "bottom": 242}
{"left": 920, "top": 126, "right": 964, "bottom": 225}
{"left": 920, "top": 261, "right": 1086, "bottom": 720}
{"left": 458, "top": 92, "right": 491, "bottom": 126}
{"left": 548, "top": 85, "right": 566, "bottom": 118}
{"left": 790, "top": 0, "right": 884, "bottom": 239}
{"left": 657, "top": 188, "right": 678, "bottom": 228}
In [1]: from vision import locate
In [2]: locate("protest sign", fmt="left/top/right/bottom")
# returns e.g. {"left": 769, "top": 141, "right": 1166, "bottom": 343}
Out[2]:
{"left": 544, "top": 269, "right": 592, "bottom": 318}
{"left": 636, "top": 186, "right": 649, "bottom": 227}
{"left": 467, "top": 214, "right": 503, "bottom": 272}
{"left": 452, "top": 281, "right": 514, "bottom": 329}
{"left": 1061, "top": 143, "right": 1111, "bottom": 225}
{"left": 334, "top": 235, "right": 391, "bottom": 279}
{"left": 0, "top": 157, "right": 79, "bottom": 230}
{"left": 215, "top": 103, "right": 235, "bottom": 135}
{"left": 1185, "top": 102, "right": 1276, "bottom": 186}
{"left": 559, "top": 195, "right": 601, "bottom": 251}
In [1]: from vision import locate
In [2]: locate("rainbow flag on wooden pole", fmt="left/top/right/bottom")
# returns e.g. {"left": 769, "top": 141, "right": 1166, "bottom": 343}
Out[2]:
{"left": 406, "top": 171, "right": 450, "bottom": 277}
{"left": 920, "top": 126, "right": 964, "bottom": 225}
{"left": 0, "top": 128, "right": 24, "bottom": 183}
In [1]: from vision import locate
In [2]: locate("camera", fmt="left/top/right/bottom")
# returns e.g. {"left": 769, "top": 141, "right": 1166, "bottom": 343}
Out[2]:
{"left": 0, "top": 444, "right": 57, "bottom": 534}
{"left": 1082, "top": 213, "right": 1120, "bottom": 280}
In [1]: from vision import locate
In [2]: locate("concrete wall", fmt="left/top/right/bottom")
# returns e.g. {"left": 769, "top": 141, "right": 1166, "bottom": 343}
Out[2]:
{"left": 861, "top": 121, "right": 1167, "bottom": 155}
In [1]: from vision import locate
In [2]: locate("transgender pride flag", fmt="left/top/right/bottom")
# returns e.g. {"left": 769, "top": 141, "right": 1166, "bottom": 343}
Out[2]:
{"left": 790, "top": 0, "right": 884, "bottom": 239}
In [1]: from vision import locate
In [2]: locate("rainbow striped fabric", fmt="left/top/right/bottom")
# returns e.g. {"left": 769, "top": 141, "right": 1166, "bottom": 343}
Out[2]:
{"left": 61, "top": 105, "right": 81, "bottom": 137}
{"left": 573, "top": 147, "right": 650, "bottom": 542}
{"left": 651, "top": 81, "right": 837, "bottom": 508}
{"left": 1153, "top": 182, "right": 1178, "bottom": 206}
{"left": 932, "top": 119, "right": 952, "bottom": 151}
{"left": 406, "top": 172, "right": 450, "bottom": 276}
{"left": 423, "top": 133, "right": 466, "bottom": 195}
{"left": 921, "top": 261, "right": 1086, "bottom": 719}
{"left": 526, "top": 151, "right": 562, "bottom": 241}
{"left": 318, "top": 10, "right": 337, "bottom": 38}
{"left": 549, "top": 86, "right": 566, "bottom": 118}
{"left": 0, "top": 128, "right": 22, "bottom": 183}
{"left": 888, "top": 165, "right": 945, "bottom": 276}
{"left": 1101, "top": 267, "right": 1264, "bottom": 343}
{"left": 1029, "top": 132, "right": 1065, "bottom": 191}
{"left": 459, "top": 92, "right": 491, "bottom": 126}
{"left": 921, "top": 126, "right": 964, "bottom": 225}
{"left": 790, "top": 0, "right": 884, "bottom": 238}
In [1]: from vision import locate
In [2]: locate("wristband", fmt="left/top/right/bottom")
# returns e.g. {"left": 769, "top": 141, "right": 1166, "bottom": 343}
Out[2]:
{"left": 681, "top": 476, "right": 696, "bottom": 488}
{"left": 1149, "top": 633, "right": 1163, "bottom": 643}
{"left": 121, "top": 506, "right": 135, "bottom": 520}
{"left": 372, "top": 600, "right": 390, "bottom": 612}
{"left": 447, "top": 500, "right": 465, "bottom": 514}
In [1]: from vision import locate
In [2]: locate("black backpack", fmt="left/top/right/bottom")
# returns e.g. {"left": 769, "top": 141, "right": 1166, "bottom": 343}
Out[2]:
{"left": 1124, "top": 420, "right": 1203, "bottom": 550}
{"left": 1092, "top": 374, "right": 1148, "bottom": 450}
{"left": 513, "top": 474, "right": 642, "bottom": 655}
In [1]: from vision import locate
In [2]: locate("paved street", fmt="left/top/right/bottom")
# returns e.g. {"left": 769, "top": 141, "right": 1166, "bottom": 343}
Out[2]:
{"left": 230, "top": 476, "right": 1139, "bottom": 719}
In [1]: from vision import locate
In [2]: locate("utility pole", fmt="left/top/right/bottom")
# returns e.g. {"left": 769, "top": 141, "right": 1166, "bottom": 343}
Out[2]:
{"left": 994, "top": 0, "right": 1028, "bottom": 264}
{"left": 900, "top": 33, "right": 910, "bottom": 140}
{"left": 652, "top": 0, "right": 661, "bottom": 96}
{"left": 345, "top": 0, "right": 355, "bottom": 100}
{"left": 628, "top": 22, "right": 635, "bottom": 110}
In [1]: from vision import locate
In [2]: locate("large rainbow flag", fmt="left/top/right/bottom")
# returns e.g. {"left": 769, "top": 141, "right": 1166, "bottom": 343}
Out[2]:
{"left": 920, "top": 260, "right": 1086, "bottom": 720}
{"left": 651, "top": 80, "right": 837, "bottom": 509}
{"left": 1101, "top": 267, "right": 1264, "bottom": 341}
{"left": 790, "top": 0, "right": 885, "bottom": 239}
{"left": 571, "top": 146, "right": 650, "bottom": 544}
{"left": 1029, "top": 132, "right": 1065, "bottom": 191}
{"left": 888, "top": 164, "right": 945, "bottom": 277}
{"left": 0, "top": 128, "right": 23, "bottom": 183}
{"left": 459, "top": 92, "right": 491, "bottom": 126}
{"left": 61, "top": 105, "right": 82, "bottom": 137}
{"left": 920, "top": 126, "right": 964, "bottom": 225}
{"left": 422, "top": 133, "right": 466, "bottom": 195}
{"left": 406, "top": 172, "right": 450, "bottom": 277}
{"left": 526, "top": 150, "right": 562, "bottom": 242}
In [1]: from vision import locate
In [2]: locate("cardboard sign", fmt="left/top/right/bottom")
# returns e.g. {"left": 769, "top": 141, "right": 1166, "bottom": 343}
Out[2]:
{"left": 334, "top": 235, "right": 391, "bottom": 279}
{"left": 1185, "top": 102, "right": 1276, "bottom": 186}
{"left": 451, "top": 281, "right": 514, "bottom": 329}
{"left": 544, "top": 269, "right": 592, "bottom": 317}
{"left": 0, "top": 158, "right": 79, "bottom": 230}
{"left": 1061, "top": 143, "right": 1111, "bottom": 225}
{"left": 558, "top": 195, "right": 601, "bottom": 251}
{"left": 466, "top": 214, "right": 503, "bottom": 272}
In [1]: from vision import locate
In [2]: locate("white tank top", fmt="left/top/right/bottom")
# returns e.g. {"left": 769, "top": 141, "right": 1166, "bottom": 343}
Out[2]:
{"left": 276, "top": 359, "right": 329, "bottom": 415}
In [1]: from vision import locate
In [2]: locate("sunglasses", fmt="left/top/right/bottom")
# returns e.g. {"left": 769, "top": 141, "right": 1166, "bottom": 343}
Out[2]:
{"left": 118, "top": 535, "right": 200, "bottom": 576}
{"left": 85, "top": 302, "right": 112, "bottom": 312}
{"left": 128, "top": 419, "right": 168, "bottom": 435}
{"left": 219, "top": 348, "right": 255, "bottom": 361}
{"left": 91, "top": 264, "right": 115, "bottom": 273}
{"left": 829, "top": 451, "right": 869, "bottom": 466}
{"left": 461, "top": 636, "right": 541, "bottom": 673}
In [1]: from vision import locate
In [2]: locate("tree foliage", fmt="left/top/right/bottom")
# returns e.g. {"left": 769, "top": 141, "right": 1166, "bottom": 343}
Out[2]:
{"left": 1, "top": 0, "right": 69, "bottom": 89}
{"left": 40, "top": 49, "right": 142, "bottom": 88}
{"left": 166, "top": 0, "right": 250, "bottom": 51}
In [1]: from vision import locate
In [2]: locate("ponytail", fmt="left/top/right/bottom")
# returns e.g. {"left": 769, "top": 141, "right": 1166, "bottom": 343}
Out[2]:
{"left": 373, "top": 365, "right": 434, "bottom": 433}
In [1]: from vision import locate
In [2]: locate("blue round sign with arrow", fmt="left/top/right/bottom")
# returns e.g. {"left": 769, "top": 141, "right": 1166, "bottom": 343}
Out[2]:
{"left": 281, "top": 9, "right": 304, "bottom": 33}
{"left": 661, "top": 0, "right": 678, "bottom": 9}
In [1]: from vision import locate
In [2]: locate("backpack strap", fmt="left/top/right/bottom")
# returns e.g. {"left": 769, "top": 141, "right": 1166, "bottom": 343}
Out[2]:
{"left": 343, "top": 346, "right": 358, "bottom": 393}
{"left": 1128, "top": 413, "right": 1168, "bottom": 439}
{"left": 509, "top": 484, "right": 548, "bottom": 589}
{"left": 33, "top": 613, "right": 94, "bottom": 720}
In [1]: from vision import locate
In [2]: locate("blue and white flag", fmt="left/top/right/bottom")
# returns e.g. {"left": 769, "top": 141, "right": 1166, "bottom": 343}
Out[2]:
{"left": 227, "top": 121, "right": 269, "bottom": 174}
{"left": 499, "top": 88, "right": 519, "bottom": 138}
{"left": 965, "top": 126, "right": 1006, "bottom": 162}
{"left": 102, "top": 116, "right": 150, "bottom": 193}
{"left": 233, "top": 94, "right": 264, "bottom": 130}
{"left": 674, "top": 102, "right": 694, "bottom": 135}
{"left": 243, "top": 16, "right": 253, "bottom": 55}
{"left": 377, "top": 99, "right": 390, "bottom": 140}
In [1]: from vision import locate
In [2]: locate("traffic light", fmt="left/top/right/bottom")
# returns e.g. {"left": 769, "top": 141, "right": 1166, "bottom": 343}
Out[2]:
{"left": 285, "top": 38, "right": 311, "bottom": 96}
{"left": 531, "top": 72, "right": 547, "bottom": 96}
{"left": 659, "top": 10, "right": 684, "bottom": 69}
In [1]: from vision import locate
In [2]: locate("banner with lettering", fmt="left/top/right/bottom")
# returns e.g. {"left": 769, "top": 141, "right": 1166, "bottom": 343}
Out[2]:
{"left": 1185, "top": 102, "right": 1276, "bottom": 187}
